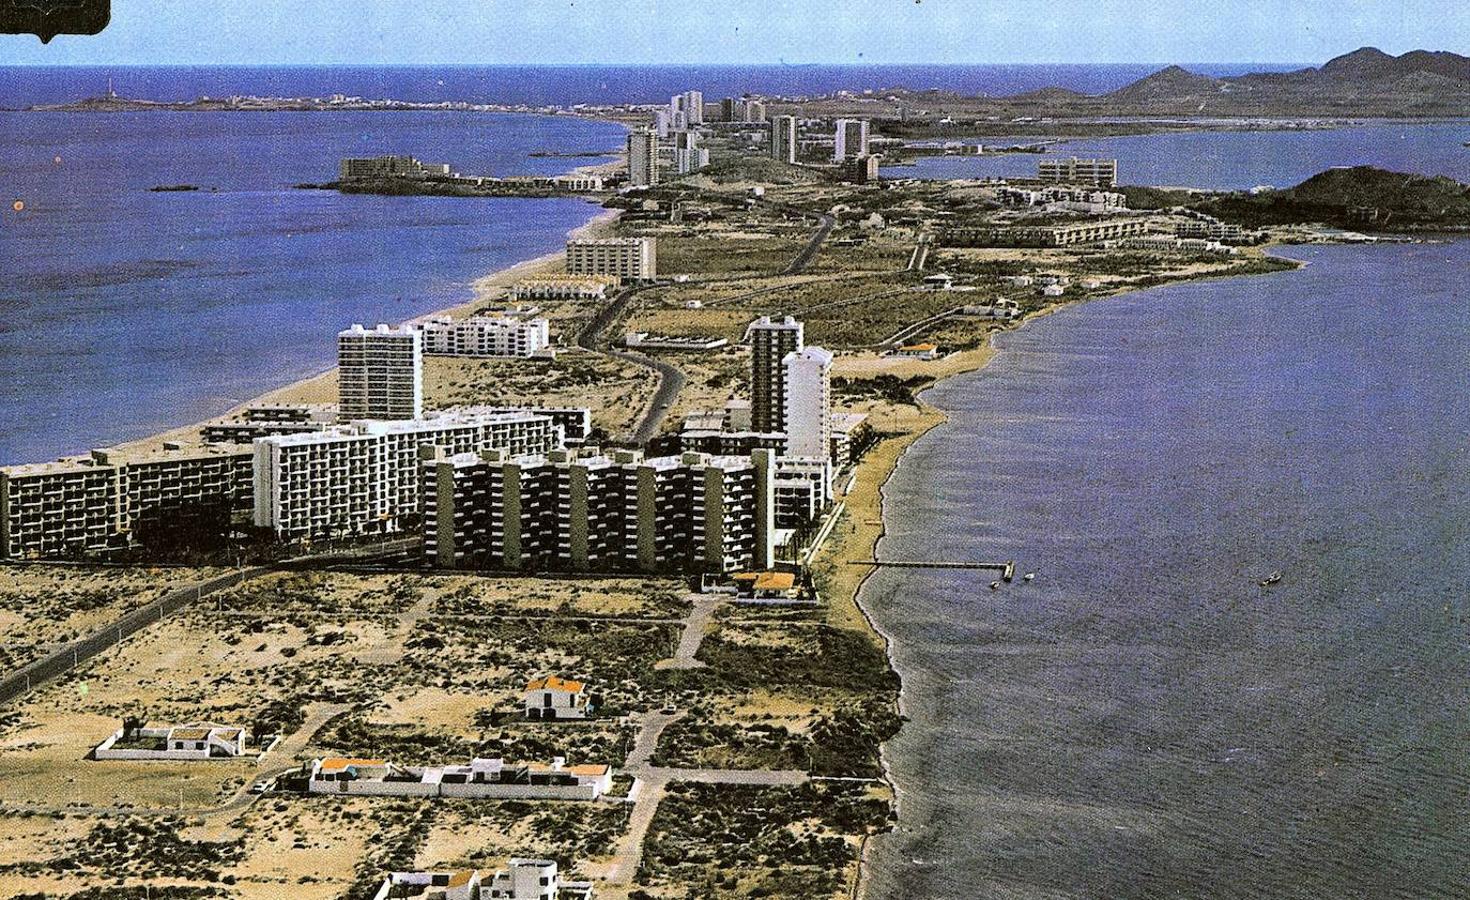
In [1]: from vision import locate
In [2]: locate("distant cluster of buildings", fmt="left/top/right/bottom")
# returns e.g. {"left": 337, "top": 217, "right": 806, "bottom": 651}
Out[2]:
{"left": 339, "top": 155, "right": 454, "bottom": 181}
{"left": 999, "top": 185, "right": 1128, "bottom": 212}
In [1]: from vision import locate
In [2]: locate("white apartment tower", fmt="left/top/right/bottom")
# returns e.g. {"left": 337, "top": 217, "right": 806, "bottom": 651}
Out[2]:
{"left": 745, "top": 315, "right": 804, "bottom": 433}
{"left": 337, "top": 323, "right": 422, "bottom": 421}
{"left": 627, "top": 129, "right": 659, "bottom": 187}
{"left": 674, "top": 130, "right": 709, "bottom": 174}
{"left": 771, "top": 115, "right": 798, "bottom": 164}
{"left": 782, "top": 346, "right": 833, "bottom": 459}
{"left": 833, "top": 118, "right": 870, "bottom": 162}
{"left": 744, "top": 99, "right": 767, "bottom": 123}
{"left": 680, "top": 89, "right": 704, "bottom": 125}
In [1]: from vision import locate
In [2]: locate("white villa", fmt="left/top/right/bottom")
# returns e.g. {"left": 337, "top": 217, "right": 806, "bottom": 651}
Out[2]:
{"left": 523, "top": 676, "right": 591, "bottom": 720}
{"left": 308, "top": 755, "right": 612, "bottom": 800}
{"left": 94, "top": 722, "right": 247, "bottom": 761}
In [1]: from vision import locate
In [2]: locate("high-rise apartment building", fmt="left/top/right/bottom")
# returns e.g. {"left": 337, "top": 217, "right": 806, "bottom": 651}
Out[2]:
{"left": 565, "top": 236, "right": 657, "bottom": 282}
{"left": 745, "top": 316, "right": 804, "bottom": 433}
{"left": 673, "top": 130, "right": 708, "bottom": 174}
{"left": 1037, "top": 156, "right": 1119, "bottom": 187}
{"left": 626, "top": 129, "right": 659, "bottom": 187}
{"left": 770, "top": 115, "right": 798, "bottom": 163}
{"left": 743, "top": 100, "right": 767, "bottom": 123}
{"left": 423, "top": 447, "right": 773, "bottom": 574}
{"left": 781, "top": 346, "right": 833, "bottom": 459}
{"left": 719, "top": 97, "right": 737, "bottom": 121}
{"left": 833, "top": 119, "right": 870, "bottom": 162}
{"left": 681, "top": 90, "right": 704, "bottom": 125}
{"left": 337, "top": 323, "right": 422, "bottom": 422}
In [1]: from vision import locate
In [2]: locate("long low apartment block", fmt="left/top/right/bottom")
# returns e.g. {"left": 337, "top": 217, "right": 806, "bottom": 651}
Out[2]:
{"left": 940, "top": 218, "right": 1150, "bottom": 248}
{"left": 253, "top": 409, "right": 562, "bottom": 542}
{"left": 423, "top": 446, "right": 774, "bottom": 575}
{"left": 307, "top": 755, "right": 612, "bottom": 801}
{"left": 415, "top": 315, "right": 553, "bottom": 359}
{"left": 1, "top": 444, "right": 254, "bottom": 559}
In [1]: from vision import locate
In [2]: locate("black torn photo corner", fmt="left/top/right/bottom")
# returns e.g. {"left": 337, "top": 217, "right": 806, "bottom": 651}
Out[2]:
{"left": 0, "top": 0, "right": 110, "bottom": 43}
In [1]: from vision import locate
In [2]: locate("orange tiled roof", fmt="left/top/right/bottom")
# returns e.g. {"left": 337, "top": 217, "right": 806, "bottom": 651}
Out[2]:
{"left": 318, "top": 757, "right": 385, "bottom": 772}
{"left": 567, "top": 763, "right": 610, "bottom": 777}
{"left": 525, "top": 675, "right": 585, "bottom": 693}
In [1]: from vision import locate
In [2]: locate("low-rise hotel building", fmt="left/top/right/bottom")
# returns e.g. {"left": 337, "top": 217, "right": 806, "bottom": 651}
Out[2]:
{"left": 416, "top": 315, "right": 552, "bottom": 358}
{"left": 1, "top": 444, "right": 254, "bottom": 559}
{"left": 941, "top": 219, "right": 1149, "bottom": 248}
{"left": 370, "top": 861, "right": 593, "bottom": 900}
{"left": 308, "top": 755, "right": 612, "bottom": 801}
{"left": 510, "top": 274, "right": 619, "bottom": 302}
{"left": 565, "top": 236, "right": 657, "bottom": 283}
{"left": 422, "top": 447, "right": 773, "bottom": 575}
{"left": 201, "top": 405, "right": 337, "bottom": 444}
{"left": 253, "top": 410, "right": 560, "bottom": 542}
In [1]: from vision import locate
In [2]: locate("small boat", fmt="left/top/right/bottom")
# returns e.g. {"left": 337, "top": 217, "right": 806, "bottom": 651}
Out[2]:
{"left": 1259, "top": 571, "right": 1282, "bottom": 587}
{"left": 989, "top": 581, "right": 1001, "bottom": 591}
{"left": 1023, "top": 572, "right": 1035, "bottom": 581}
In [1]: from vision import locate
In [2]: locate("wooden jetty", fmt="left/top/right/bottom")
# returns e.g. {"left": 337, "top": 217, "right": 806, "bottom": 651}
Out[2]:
{"left": 849, "top": 559, "right": 1016, "bottom": 581}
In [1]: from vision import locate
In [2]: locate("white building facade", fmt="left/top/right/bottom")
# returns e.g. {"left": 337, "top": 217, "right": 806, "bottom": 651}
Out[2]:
{"left": 417, "top": 316, "right": 551, "bottom": 358}
{"left": 338, "top": 323, "right": 423, "bottom": 421}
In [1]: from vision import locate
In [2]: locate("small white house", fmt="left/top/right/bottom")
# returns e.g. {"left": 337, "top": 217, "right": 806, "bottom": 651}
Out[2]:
{"left": 922, "top": 273, "right": 954, "bottom": 291}
{"left": 372, "top": 869, "right": 481, "bottom": 900}
{"left": 523, "top": 676, "right": 590, "bottom": 720}
{"left": 94, "top": 722, "right": 247, "bottom": 761}
{"left": 964, "top": 298, "right": 1019, "bottom": 320}
{"left": 894, "top": 343, "right": 940, "bottom": 360}
{"left": 1041, "top": 284, "right": 1066, "bottom": 298}
{"left": 487, "top": 858, "right": 595, "bottom": 900}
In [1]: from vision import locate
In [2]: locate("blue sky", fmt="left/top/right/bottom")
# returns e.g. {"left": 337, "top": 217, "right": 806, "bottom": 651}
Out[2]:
{"left": 0, "top": 0, "right": 1454, "bottom": 66}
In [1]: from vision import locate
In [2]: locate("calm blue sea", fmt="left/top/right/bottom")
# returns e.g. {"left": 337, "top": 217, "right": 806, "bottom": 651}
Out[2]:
{"left": 0, "top": 109, "right": 623, "bottom": 464}
{"left": 861, "top": 242, "right": 1470, "bottom": 899}
{"left": 885, "top": 121, "right": 1470, "bottom": 190}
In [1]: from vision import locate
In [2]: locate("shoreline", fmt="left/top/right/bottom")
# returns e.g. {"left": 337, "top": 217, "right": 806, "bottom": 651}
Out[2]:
{"left": 841, "top": 245, "right": 1310, "bottom": 900}
{"left": 109, "top": 203, "right": 619, "bottom": 456}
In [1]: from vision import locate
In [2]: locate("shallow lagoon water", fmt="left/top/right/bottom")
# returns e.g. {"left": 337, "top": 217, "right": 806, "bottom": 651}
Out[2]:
{"left": 861, "top": 242, "right": 1470, "bottom": 898}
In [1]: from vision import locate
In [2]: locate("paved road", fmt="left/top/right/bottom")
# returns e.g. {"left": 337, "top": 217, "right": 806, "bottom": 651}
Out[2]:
{"left": 654, "top": 594, "right": 721, "bottom": 670}
{"left": 783, "top": 211, "right": 837, "bottom": 276}
{"left": 638, "top": 766, "right": 809, "bottom": 786}
{"left": 572, "top": 283, "right": 686, "bottom": 444}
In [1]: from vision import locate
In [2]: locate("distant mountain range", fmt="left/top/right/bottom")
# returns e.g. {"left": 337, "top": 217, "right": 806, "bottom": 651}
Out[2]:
{"left": 856, "top": 48, "right": 1470, "bottom": 120}
{"left": 1075, "top": 48, "right": 1470, "bottom": 116}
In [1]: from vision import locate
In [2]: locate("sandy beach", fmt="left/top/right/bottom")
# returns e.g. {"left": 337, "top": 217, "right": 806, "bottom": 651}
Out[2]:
{"left": 110, "top": 204, "right": 620, "bottom": 455}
